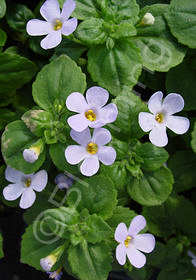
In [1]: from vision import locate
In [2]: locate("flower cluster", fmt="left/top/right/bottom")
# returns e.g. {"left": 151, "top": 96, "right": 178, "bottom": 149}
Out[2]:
{"left": 65, "top": 86, "right": 118, "bottom": 176}
{"left": 139, "top": 91, "right": 190, "bottom": 147}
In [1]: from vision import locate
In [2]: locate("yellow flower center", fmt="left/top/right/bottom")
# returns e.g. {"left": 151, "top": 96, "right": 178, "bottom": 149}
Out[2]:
{"left": 87, "top": 142, "right": 98, "bottom": 154}
{"left": 53, "top": 20, "right": 63, "bottom": 31}
{"left": 85, "top": 110, "right": 96, "bottom": 121}
{"left": 155, "top": 113, "right": 164, "bottom": 124}
{"left": 25, "top": 178, "right": 31, "bottom": 188}
{"left": 124, "top": 236, "right": 132, "bottom": 248}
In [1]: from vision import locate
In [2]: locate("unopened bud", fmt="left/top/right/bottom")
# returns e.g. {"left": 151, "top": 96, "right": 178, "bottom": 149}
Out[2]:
{"left": 140, "top": 13, "right": 155, "bottom": 26}
{"left": 40, "top": 254, "right": 57, "bottom": 272}
{"left": 23, "top": 139, "right": 44, "bottom": 163}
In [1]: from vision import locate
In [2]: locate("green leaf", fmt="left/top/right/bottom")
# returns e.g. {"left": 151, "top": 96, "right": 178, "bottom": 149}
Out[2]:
{"left": 106, "top": 206, "right": 136, "bottom": 231}
{"left": 6, "top": 4, "right": 34, "bottom": 33}
{"left": 49, "top": 142, "right": 79, "bottom": 175}
{"left": 0, "top": 109, "right": 16, "bottom": 131}
{"left": 67, "top": 174, "right": 117, "bottom": 220}
{"left": 147, "top": 241, "right": 167, "bottom": 267}
{"left": 84, "top": 214, "right": 112, "bottom": 243}
{"left": 0, "top": 53, "right": 37, "bottom": 95}
{"left": 191, "top": 122, "right": 196, "bottom": 153}
{"left": 0, "top": 29, "right": 6, "bottom": 48}
{"left": 136, "top": 143, "right": 169, "bottom": 171}
{"left": 109, "top": 91, "right": 148, "bottom": 140}
{"left": 167, "top": 150, "right": 196, "bottom": 192}
{"left": 75, "top": 18, "right": 107, "bottom": 44}
{"left": 33, "top": 55, "right": 86, "bottom": 111}
{"left": 0, "top": 233, "right": 3, "bottom": 258}
{"left": 111, "top": 22, "right": 137, "bottom": 39}
{"left": 143, "top": 194, "right": 196, "bottom": 241}
{"left": 68, "top": 241, "right": 112, "bottom": 280}
{"left": 0, "top": 0, "right": 6, "bottom": 18}
{"left": 88, "top": 40, "right": 142, "bottom": 96}
{"left": 134, "top": 4, "right": 186, "bottom": 72}
{"left": 164, "top": 0, "right": 196, "bottom": 48}
{"left": 127, "top": 166, "right": 173, "bottom": 206}
{"left": 51, "top": 37, "right": 88, "bottom": 62}
{"left": 166, "top": 57, "right": 196, "bottom": 111}
{"left": 21, "top": 222, "right": 64, "bottom": 270}
{"left": 1, "top": 120, "right": 45, "bottom": 174}
{"left": 67, "top": 0, "right": 102, "bottom": 20}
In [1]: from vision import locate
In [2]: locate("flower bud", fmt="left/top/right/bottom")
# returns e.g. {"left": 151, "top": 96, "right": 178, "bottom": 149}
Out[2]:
{"left": 40, "top": 254, "right": 57, "bottom": 272}
{"left": 23, "top": 139, "right": 44, "bottom": 163}
{"left": 140, "top": 13, "right": 155, "bottom": 26}
{"left": 55, "top": 173, "right": 74, "bottom": 190}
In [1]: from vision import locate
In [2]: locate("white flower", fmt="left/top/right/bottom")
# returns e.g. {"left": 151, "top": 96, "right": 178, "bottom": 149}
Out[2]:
{"left": 66, "top": 86, "right": 118, "bottom": 132}
{"left": 55, "top": 173, "right": 73, "bottom": 190}
{"left": 139, "top": 91, "right": 190, "bottom": 147}
{"left": 3, "top": 167, "right": 48, "bottom": 209}
{"left": 115, "top": 215, "right": 155, "bottom": 268}
{"left": 140, "top": 13, "right": 155, "bottom": 25}
{"left": 23, "top": 147, "right": 39, "bottom": 163}
{"left": 65, "top": 127, "right": 116, "bottom": 176}
{"left": 26, "top": 0, "right": 77, "bottom": 49}
{"left": 188, "top": 249, "right": 196, "bottom": 268}
{"left": 40, "top": 254, "right": 57, "bottom": 272}
{"left": 47, "top": 269, "right": 63, "bottom": 280}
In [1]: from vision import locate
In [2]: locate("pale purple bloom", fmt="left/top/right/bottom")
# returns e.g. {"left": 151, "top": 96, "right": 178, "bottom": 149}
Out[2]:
{"left": 66, "top": 86, "right": 118, "bottom": 132}
{"left": 115, "top": 215, "right": 155, "bottom": 268}
{"left": 139, "top": 91, "right": 190, "bottom": 147}
{"left": 3, "top": 167, "right": 48, "bottom": 209}
{"left": 65, "top": 127, "right": 116, "bottom": 176}
{"left": 188, "top": 249, "right": 196, "bottom": 268}
{"left": 55, "top": 173, "right": 73, "bottom": 190}
{"left": 47, "top": 270, "right": 63, "bottom": 280}
{"left": 26, "top": 0, "right": 77, "bottom": 49}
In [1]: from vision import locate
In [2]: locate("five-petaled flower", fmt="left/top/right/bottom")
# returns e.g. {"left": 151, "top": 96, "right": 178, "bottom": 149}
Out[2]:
{"left": 115, "top": 215, "right": 155, "bottom": 268}
{"left": 3, "top": 166, "right": 48, "bottom": 209}
{"left": 65, "top": 127, "right": 116, "bottom": 176}
{"left": 139, "top": 91, "right": 190, "bottom": 147}
{"left": 26, "top": 0, "right": 77, "bottom": 49}
{"left": 66, "top": 86, "right": 118, "bottom": 132}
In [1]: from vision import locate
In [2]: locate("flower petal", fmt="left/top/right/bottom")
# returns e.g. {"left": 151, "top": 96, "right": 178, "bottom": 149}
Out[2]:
{"left": 166, "top": 116, "right": 190, "bottom": 134}
{"left": 61, "top": 0, "right": 76, "bottom": 20}
{"left": 26, "top": 19, "right": 52, "bottom": 36}
{"left": 70, "top": 128, "right": 91, "bottom": 146}
{"left": 192, "top": 258, "right": 196, "bottom": 268}
{"left": 138, "top": 112, "right": 156, "bottom": 132}
{"left": 86, "top": 86, "right": 109, "bottom": 108}
{"left": 3, "top": 184, "right": 24, "bottom": 201}
{"left": 92, "top": 128, "right": 111, "bottom": 146}
{"left": 127, "top": 247, "right": 146, "bottom": 268}
{"left": 97, "top": 103, "right": 118, "bottom": 126}
{"left": 149, "top": 125, "right": 168, "bottom": 147}
{"left": 128, "top": 215, "right": 146, "bottom": 237}
{"left": 80, "top": 156, "right": 99, "bottom": 176}
{"left": 5, "top": 166, "right": 26, "bottom": 183}
{"left": 68, "top": 114, "right": 90, "bottom": 132}
{"left": 31, "top": 170, "right": 48, "bottom": 192}
{"left": 19, "top": 188, "right": 36, "bottom": 209}
{"left": 40, "top": 0, "right": 60, "bottom": 22}
{"left": 148, "top": 91, "right": 163, "bottom": 114}
{"left": 133, "top": 233, "right": 155, "bottom": 253}
{"left": 116, "top": 243, "right": 127, "bottom": 266}
{"left": 162, "top": 93, "right": 184, "bottom": 115}
{"left": 97, "top": 146, "right": 116, "bottom": 165}
{"left": 61, "top": 18, "right": 78, "bottom": 36}
{"left": 115, "top": 223, "right": 128, "bottom": 243}
{"left": 66, "top": 92, "right": 88, "bottom": 113}
{"left": 23, "top": 149, "right": 38, "bottom": 163}
{"left": 65, "top": 145, "right": 87, "bottom": 164}
{"left": 41, "top": 31, "right": 62, "bottom": 49}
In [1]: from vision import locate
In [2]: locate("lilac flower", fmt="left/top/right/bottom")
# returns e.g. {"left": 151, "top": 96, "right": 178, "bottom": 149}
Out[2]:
{"left": 115, "top": 215, "right": 155, "bottom": 268}
{"left": 3, "top": 167, "right": 48, "bottom": 209}
{"left": 47, "top": 269, "right": 63, "bottom": 280}
{"left": 188, "top": 249, "right": 196, "bottom": 268}
{"left": 55, "top": 173, "right": 73, "bottom": 190}
{"left": 139, "top": 91, "right": 190, "bottom": 147}
{"left": 66, "top": 86, "right": 118, "bottom": 132}
{"left": 26, "top": 0, "right": 77, "bottom": 49}
{"left": 65, "top": 127, "right": 116, "bottom": 176}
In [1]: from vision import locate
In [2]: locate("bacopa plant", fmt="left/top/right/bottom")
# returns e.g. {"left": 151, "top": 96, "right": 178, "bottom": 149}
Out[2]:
{"left": 0, "top": 0, "right": 196, "bottom": 280}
